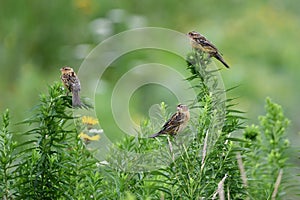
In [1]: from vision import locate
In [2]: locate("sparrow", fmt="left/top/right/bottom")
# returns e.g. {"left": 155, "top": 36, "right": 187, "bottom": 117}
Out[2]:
{"left": 60, "top": 66, "right": 82, "bottom": 107}
{"left": 187, "top": 31, "right": 230, "bottom": 68}
{"left": 149, "top": 104, "right": 190, "bottom": 138}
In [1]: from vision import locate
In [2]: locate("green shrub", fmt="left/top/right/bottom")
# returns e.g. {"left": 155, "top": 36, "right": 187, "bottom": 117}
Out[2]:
{"left": 0, "top": 50, "right": 297, "bottom": 199}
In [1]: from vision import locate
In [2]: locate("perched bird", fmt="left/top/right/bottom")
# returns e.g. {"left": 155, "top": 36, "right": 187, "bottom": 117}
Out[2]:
{"left": 60, "top": 66, "right": 82, "bottom": 107}
{"left": 149, "top": 104, "right": 190, "bottom": 138}
{"left": 187, "top": 31, "right": 230, "bottom": 68}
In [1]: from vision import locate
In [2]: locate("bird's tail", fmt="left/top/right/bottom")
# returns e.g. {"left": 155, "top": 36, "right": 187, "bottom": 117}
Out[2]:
{"left": 215, "top": 53, "right": 230, "bottom": 68}
{"left": 149, "top": 131, "right": 163, "bottom": 138}
{"left": 72, "top": 90, "right": 82, "bottom": 107}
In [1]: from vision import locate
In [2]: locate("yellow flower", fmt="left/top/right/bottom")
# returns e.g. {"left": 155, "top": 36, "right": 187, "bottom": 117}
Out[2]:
{"left": 79, "top": 132, "right": 100, "bottom": 141}
{"left": 74, "top": 0, "right": 92, "bottom": 14}
{"left": 81, "top": 116, "right": 98, "bottom": 125}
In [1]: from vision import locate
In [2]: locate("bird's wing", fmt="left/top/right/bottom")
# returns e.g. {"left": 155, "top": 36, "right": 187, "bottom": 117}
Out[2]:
{"left": 69, "top": 73, "right": 81, "bottom": 91}
{"left": 160, "top": 112, "right": 185, "bottom": 134}
{"left": 199, "top": 38, "right": 219, "bottom": 52}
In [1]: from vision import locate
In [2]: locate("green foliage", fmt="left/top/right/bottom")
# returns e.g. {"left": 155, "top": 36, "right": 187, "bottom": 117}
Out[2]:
{"left": 15, "top": 83, "right": 76, "bottom": 199}
{"left": 0, "top": 109, "right": 19, "bottom": 199}
{"left": 93, "top": 48, "right": 296, "bottom": 199}
{"left": 0, "top": 56, "right": 297, "bottom": 199}
{"left": 0, "top": 83, "right": 101, "bottom": 199}
{"left": 242, "top": 98, "right": 293, "bottom": 199}
{"left": 144, "top": 48, "right": 247, "bottom": 199}
{"left": 93, "top": 49, "right": 247, "bottom": 199}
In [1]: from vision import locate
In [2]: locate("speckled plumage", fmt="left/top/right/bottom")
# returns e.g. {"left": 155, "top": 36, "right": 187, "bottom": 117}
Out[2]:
{"left": 188, "top": 31, "right": 230, "bottom": 68}
{"left": 60, "top": 66, "right": 81, "bottom": 107}
{"left": 149, "top": 104, "right": 190, "bottom": 138}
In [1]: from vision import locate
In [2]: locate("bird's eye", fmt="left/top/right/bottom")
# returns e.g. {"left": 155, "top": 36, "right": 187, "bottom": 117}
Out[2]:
{"left": 189, "top": 32, "right": 196, "bottom": 36}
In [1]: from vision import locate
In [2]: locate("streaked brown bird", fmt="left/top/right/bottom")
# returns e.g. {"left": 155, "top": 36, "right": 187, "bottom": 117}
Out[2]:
{"left": 60, "top": 66, "right": 82, "bottom": 107}
{"left": 188, "top": 31, "right": 230, "bottom": 68}
{"left": 149, "top": 104, "right": 190, "bottom": 138}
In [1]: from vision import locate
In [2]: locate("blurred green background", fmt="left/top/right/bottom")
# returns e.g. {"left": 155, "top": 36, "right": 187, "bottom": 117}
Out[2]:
{"left": 1, "top": 0, "right": 299, "bottom": 147}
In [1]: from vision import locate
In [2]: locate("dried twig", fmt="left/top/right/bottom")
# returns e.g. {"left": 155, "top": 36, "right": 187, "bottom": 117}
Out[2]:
{"left": 201, "top": 130, "right": 209, "bottom": 170}
{"left": 236, "top": 152, "right": 248, "bottom": 188}
{"left": 272, "top": 169, "right": 283, "bottom": 200}
{"left": 212, "top": 174, "right": 228, "bottom": 200}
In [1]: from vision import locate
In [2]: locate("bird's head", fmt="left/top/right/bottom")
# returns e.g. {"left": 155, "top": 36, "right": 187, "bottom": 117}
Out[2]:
{"left": 187, "top": 31, "right": 203, "bottom": 39}
{"left": 177, "top": 104, "right": 189, "bottom": 112}
{"left": 60, "top": 66, "right": 74, "bottom": 74}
